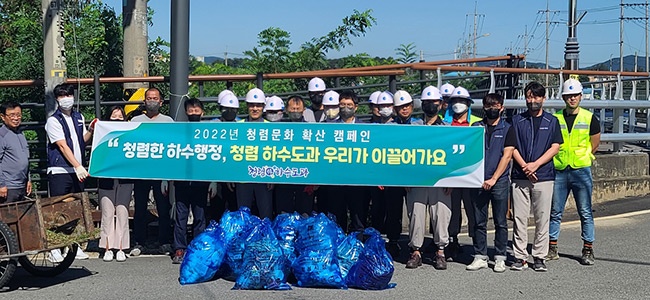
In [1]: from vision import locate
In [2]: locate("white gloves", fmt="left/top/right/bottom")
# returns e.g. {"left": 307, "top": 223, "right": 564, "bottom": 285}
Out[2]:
{"left": 161, "top": 180, "right": 169, "bottom": 196}
{"left": 74, "top": 165, "right": 89, "bottom": 182}
{"left": 208, "top": 182, "right": 218, "bottom": 199}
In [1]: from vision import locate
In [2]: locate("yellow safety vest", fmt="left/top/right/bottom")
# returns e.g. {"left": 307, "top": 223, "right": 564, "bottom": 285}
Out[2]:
{"left": 553, "top": 107, "right": 595, "bottom": 170}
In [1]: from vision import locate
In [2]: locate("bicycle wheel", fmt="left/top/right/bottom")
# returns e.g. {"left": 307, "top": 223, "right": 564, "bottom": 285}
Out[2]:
{"left": 0, "top": 221, "right": 19, "bottom": 288}
{"left": 18, "top": 243, "right": 78, "bottom": 277}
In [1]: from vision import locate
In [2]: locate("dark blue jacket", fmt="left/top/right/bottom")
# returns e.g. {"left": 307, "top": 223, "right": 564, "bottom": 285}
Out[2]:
{"left": 473, "top": 119, "right": 512, "bottom": 182}
{"left": 47, "top": 109, "right": 86, "bottom": 168}
{"left": 511, "top": 111, "right": 560, "bottom": 181}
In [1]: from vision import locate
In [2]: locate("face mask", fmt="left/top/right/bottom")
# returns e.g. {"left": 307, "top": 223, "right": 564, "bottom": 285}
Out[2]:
{"left": 379, "top": 107, "right": 393, "bottom": 118}
{"left": 187, "top": 114, "right": 201, "bottom": 122}
{"left": 484, "top": 108, "right": 501, "bottom": 120}
{"left": 452, "top": 102, "right": 468, "bottom": 114}
{"left": 288, "top": 112, "right": 303, "bottom": 121}
{"left": 110, "top": 118, "right": 124, "bottom": 121}
{"left": 221, "top": 108, "right": 237, "bottom": 121}
{"left": 310, "top": 94, "right": 323, "bottom": 105}
{"left": 339, "top": 107, "right": 355, "bottom": 119}
{"left": 421, "top": 101, "right": 439, "bottom": 116}
{"left": 325, "top": 107, "right": 339, "bottom": 119}
{"left": 58, "top": 96, "right": 74, "bottom": 110}
{"left": 527, "top": 101, "right": 543, "bottom": 112}
{"left": 145, "top": 101, "right": 160, "bottom": 114}
{"left": 265, "top": 112, "right": 283, "bottom": 122}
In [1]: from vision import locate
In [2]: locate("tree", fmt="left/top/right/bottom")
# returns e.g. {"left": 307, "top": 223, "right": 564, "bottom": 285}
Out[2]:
{"left": 395, "top": 43, "right": 417, "bottom": 64}
{"left": 243, "top": 27, "right": 292, "bottom": 74}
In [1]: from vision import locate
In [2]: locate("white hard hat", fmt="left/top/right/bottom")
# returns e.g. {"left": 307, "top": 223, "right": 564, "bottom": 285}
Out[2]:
{"left": 264, "top": 95, "right": 284, "bottom": 112}
{"left": 562, "top": 78, "right": 583, "bottom": 95}
{"left": 376, "top": 91, "right": 394, "bottom": 105}
{"left": 440, "top": 83, "right": 456, "bottom": 97}
{"left": 245, "top": 88, "right": 265, "bottom": 103}
{"left": 368, "top": 91, "right": 382, "bottom": 104}
{"left": 449, "top": 86, "right": 474, "bottom": 103}
{"left": 421, "top": 86, "right": 443, "bottom": 100}
{"left": 308, "top": 77, "right": 326, "bottom": 92}
{"left": 393, "top": 90, "right": 413, "bottom": 106}
{"left": 219, "top": 92, "right": 239, "bottom": 108}
{"left": 218, "top": 89, "right": 235, "bottom": 103}
{"left": 322, "top": 90, "right": 339, "bottom": 105}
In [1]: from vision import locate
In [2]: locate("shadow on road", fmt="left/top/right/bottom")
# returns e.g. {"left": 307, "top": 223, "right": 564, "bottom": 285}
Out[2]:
{"left": 1, "top": 266, "right": 95, "bottom": 292}
{"left": 560, "top": 253, "right": 650, "bottom": 266}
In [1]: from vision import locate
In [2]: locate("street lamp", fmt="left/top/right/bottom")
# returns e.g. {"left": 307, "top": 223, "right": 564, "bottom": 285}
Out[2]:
{"left": 473, "top": 33, "right": 490, "bottom": 59}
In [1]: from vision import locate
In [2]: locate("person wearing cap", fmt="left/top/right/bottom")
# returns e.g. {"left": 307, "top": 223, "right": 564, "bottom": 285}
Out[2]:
{"left": 367, "top": 91, "right": 384, "bottom": 123}
{"left": 236, "top": 88, "right": 274, "bottom": 219}
{"left": 405, "top": 86, "right": 452, "bottom": 270}
{"left": 440, "top": 83, "right": 455, "bottom": 118}
{"left": 547, "top": 78, "right": 600, "bottom": 266}
{"left": 393, "top": 90, "right": 423, "bottom": 125}
{"left": 264, "top": 96, "right": 285, "bottom": 122}
{"left": 322, "top": 90, "right": 341, "bottom": 122}
{"left": 443, "top": 86, "right": 478, "bottom": 262}
{"left": 274, "top": 95, "right": 315, "bottom": 215}
{"left": 465, "top": 93, "right": 515, "bottom": 273}
{"left": 215, "top": 89, "right": 241, "bottom": 122}
{"left": 510, "top": 81, "right": 563, "bottom": 272}
{"left": 304, "top": 77, "right": 326, "bottom": 122}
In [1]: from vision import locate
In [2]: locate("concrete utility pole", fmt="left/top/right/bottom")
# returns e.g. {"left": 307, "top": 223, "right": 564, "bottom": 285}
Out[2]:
{"left": 123, "top": 0, "right": 149, "bottom": 102}
{"left": 43, "top": 0, "right": 67, "bottom": 117}
{"left": 564, "top": 0, "right": 586, "bottom": 73}
{"left": 169, "top": 0, "right": 190, "bottom": 121}
{"left": 621, "top": 0, "right": 625, "bottom": 72}
{"left": 540, "top": 0, "right": 560, "bottom": 87}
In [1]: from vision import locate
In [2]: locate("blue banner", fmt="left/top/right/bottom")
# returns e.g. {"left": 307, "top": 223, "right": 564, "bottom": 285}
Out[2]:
{"left": 89, "top": 121, "right": 484, "bottom": 187}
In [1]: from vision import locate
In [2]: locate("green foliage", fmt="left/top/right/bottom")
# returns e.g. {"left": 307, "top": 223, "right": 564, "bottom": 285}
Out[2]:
{"left": 395, "top": 43, "right": 418, "bottom": 64}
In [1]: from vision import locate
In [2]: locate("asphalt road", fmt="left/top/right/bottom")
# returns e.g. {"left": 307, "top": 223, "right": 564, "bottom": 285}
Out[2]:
{"left": 2, "top": 202, "right": 650, "bottom": 300}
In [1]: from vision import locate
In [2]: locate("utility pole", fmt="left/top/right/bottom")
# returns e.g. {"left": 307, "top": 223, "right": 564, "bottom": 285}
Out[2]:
{"left": 646, "top": 0, "right": 649, "bottom": 98}
{"left": 469, "top": 1, "right": 485, "bottom": 59}
{"left": 564, "top": 0, "right": 586, "bottom": 73}
{"left": 123, "top": 0, "right": 149, "bottom": 114}
{"left": 224, "top": 45, "right": 228, "bottom": 67}
{"left": 43, "top": 0, "right": 67, "bottom": 117}
{"left": 621, "top": 0, "right": 625, "bottom": 72}
{"left": 519, "top": 26, "right": 530, "bottom": 82}
{"left": 540, "top": 0, "right": 560, "bottom": 87}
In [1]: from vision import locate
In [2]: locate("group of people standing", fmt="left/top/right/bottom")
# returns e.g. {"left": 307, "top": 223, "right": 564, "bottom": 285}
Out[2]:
{"left": 0, "top": 77, "right": 599, "bottom": 272}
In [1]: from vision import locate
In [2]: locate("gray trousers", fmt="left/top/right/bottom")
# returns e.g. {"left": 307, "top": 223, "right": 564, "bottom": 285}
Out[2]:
{"left": 511, "top": 179, "right": 554, "bottom": 260}
{"left": 407, "top": 187, "right": 452, "bottom": 250}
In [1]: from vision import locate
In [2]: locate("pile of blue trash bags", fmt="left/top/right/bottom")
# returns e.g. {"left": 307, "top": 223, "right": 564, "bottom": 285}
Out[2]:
{"left": 179, "top": 207, "right": 396, "bottom": 290}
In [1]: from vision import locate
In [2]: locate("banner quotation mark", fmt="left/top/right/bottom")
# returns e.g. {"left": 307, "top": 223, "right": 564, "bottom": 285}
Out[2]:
{"left": 108, "top": 138, "right": 119, "bottom": 148}
{"left": 452, "top": 144, "right": 465, "bottom": 154}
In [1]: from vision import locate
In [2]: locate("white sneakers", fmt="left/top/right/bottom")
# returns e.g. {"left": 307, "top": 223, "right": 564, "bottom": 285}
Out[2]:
{"left": 48, "top": 249, "right": 65, "bottom": 263}
{"left": 466, "top": 257, "right": 489, "bottom": 271}
{"left": 103, "top": 250, "right": 114, "bottom": 262}
{"left": 493, "top": 260, "right": 507, "bottom": 273}
{"left": 75, "top": 247, "right": 89, "bottom": 260}
{"left": 116, "top": 250, "right": 127, "bottom": 262}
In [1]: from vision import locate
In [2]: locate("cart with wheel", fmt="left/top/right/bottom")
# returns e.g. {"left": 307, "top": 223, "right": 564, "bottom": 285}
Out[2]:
{"left": 0, "top": 192, "right": 96, "bottom": 288}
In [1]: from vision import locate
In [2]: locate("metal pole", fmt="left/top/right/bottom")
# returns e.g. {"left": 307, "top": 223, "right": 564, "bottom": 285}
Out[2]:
{"left": 646, "top": 0, "right": 649, "bottom": 99}
{"left": 564, "top": 0, "right": 580, "bottom": 72}
{"left": 620, "top": 0, "right": 625, "bottom": 72}
{"left": 545, "top": 0, "right": 550, "bottom": 87}
{"left": 256, "top": 72, "right": 264, "bottom": 89}
{"left": 94, "top": 73, "right": 101, "bottom": 118}
{"left": 170, "top": 0, "right": 190, "bottom": 121}
{"left": 389, "top": 75, "right": 397, "bottom": 94}
{"left": 43, "top": 0, "right": 67, "bottom": 117}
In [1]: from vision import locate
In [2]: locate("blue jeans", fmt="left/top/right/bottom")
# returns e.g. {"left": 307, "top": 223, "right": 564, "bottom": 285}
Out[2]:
{"left": 549, "top": 167, "right": 594, "bottom": 243}
{"left": 472, "top": 178, "right": 509, "bottom": 259}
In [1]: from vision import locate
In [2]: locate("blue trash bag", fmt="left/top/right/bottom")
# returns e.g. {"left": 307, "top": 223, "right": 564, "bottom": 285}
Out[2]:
{"left": 294, "top": 213, "right": 339, "bottom": 253}
{"left": 225, "top": 214, "right": 261, "bottom": 278}
{"left": 346, "top": 228, "right": 397, "bottom": 290}
{"left": 179, "top": 220, "right": 226, "bottom": 285}
{"left": 272, "top": 212, "right": 302, "bottom": 277}
{"left": 219, "top": 206, "right": 255, "bottom": 247}
{"left": 336, "top": 233, "right": 364, "bottom": 279}
{"left": 233, "top": 219, "right": 291, "bottom": 290}
{"left": 291, "top": 249, "right": 346, "bottom": 288}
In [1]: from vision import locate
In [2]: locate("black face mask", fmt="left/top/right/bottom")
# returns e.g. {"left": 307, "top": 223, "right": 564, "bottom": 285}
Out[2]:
{"left": 527, "top": 101, "right": 543, "bottom": 112}
{"left": 421, "top": 101, "right": 439, "bottom": 116}
{"left": 310, "top": 94, "right": 323, "bottom": 105}
{"left": 187, "top": 114, "right": 201, "bottom": 122}
{"left": 484, "top": 108, "right": 501, "bottom": 120}
{"left": 221, "top": 109, "right": 237, "bottom": 121}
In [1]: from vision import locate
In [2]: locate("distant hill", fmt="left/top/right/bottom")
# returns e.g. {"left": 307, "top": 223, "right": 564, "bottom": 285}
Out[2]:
{"left": 585, "top": 55, "right": 647, "bottom": 71}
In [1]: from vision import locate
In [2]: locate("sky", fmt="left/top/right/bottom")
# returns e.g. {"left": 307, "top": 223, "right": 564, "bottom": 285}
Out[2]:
{"left": 103, "top": 0, "right": 649, "bottom": 68}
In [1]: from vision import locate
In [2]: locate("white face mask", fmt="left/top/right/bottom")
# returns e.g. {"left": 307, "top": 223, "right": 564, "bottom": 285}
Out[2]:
{"left": 325, "top": 107, "right": 339, "bottom": 119}
{"left": 452, "top": 102, "right": 468, "bottom": 114}
{"left": 379, "top": 107, "right": 393, "bottom": 117}
{"left": 58, "top": 96, "right": 74, "bottom": 110}
{"left": 265, "top": 112, "right": 283, "bottom": 122}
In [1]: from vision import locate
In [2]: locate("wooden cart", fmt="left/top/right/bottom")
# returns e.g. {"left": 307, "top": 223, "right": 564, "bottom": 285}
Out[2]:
{"left": 0, "top": 193, "right": 96, "bottom": 288}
